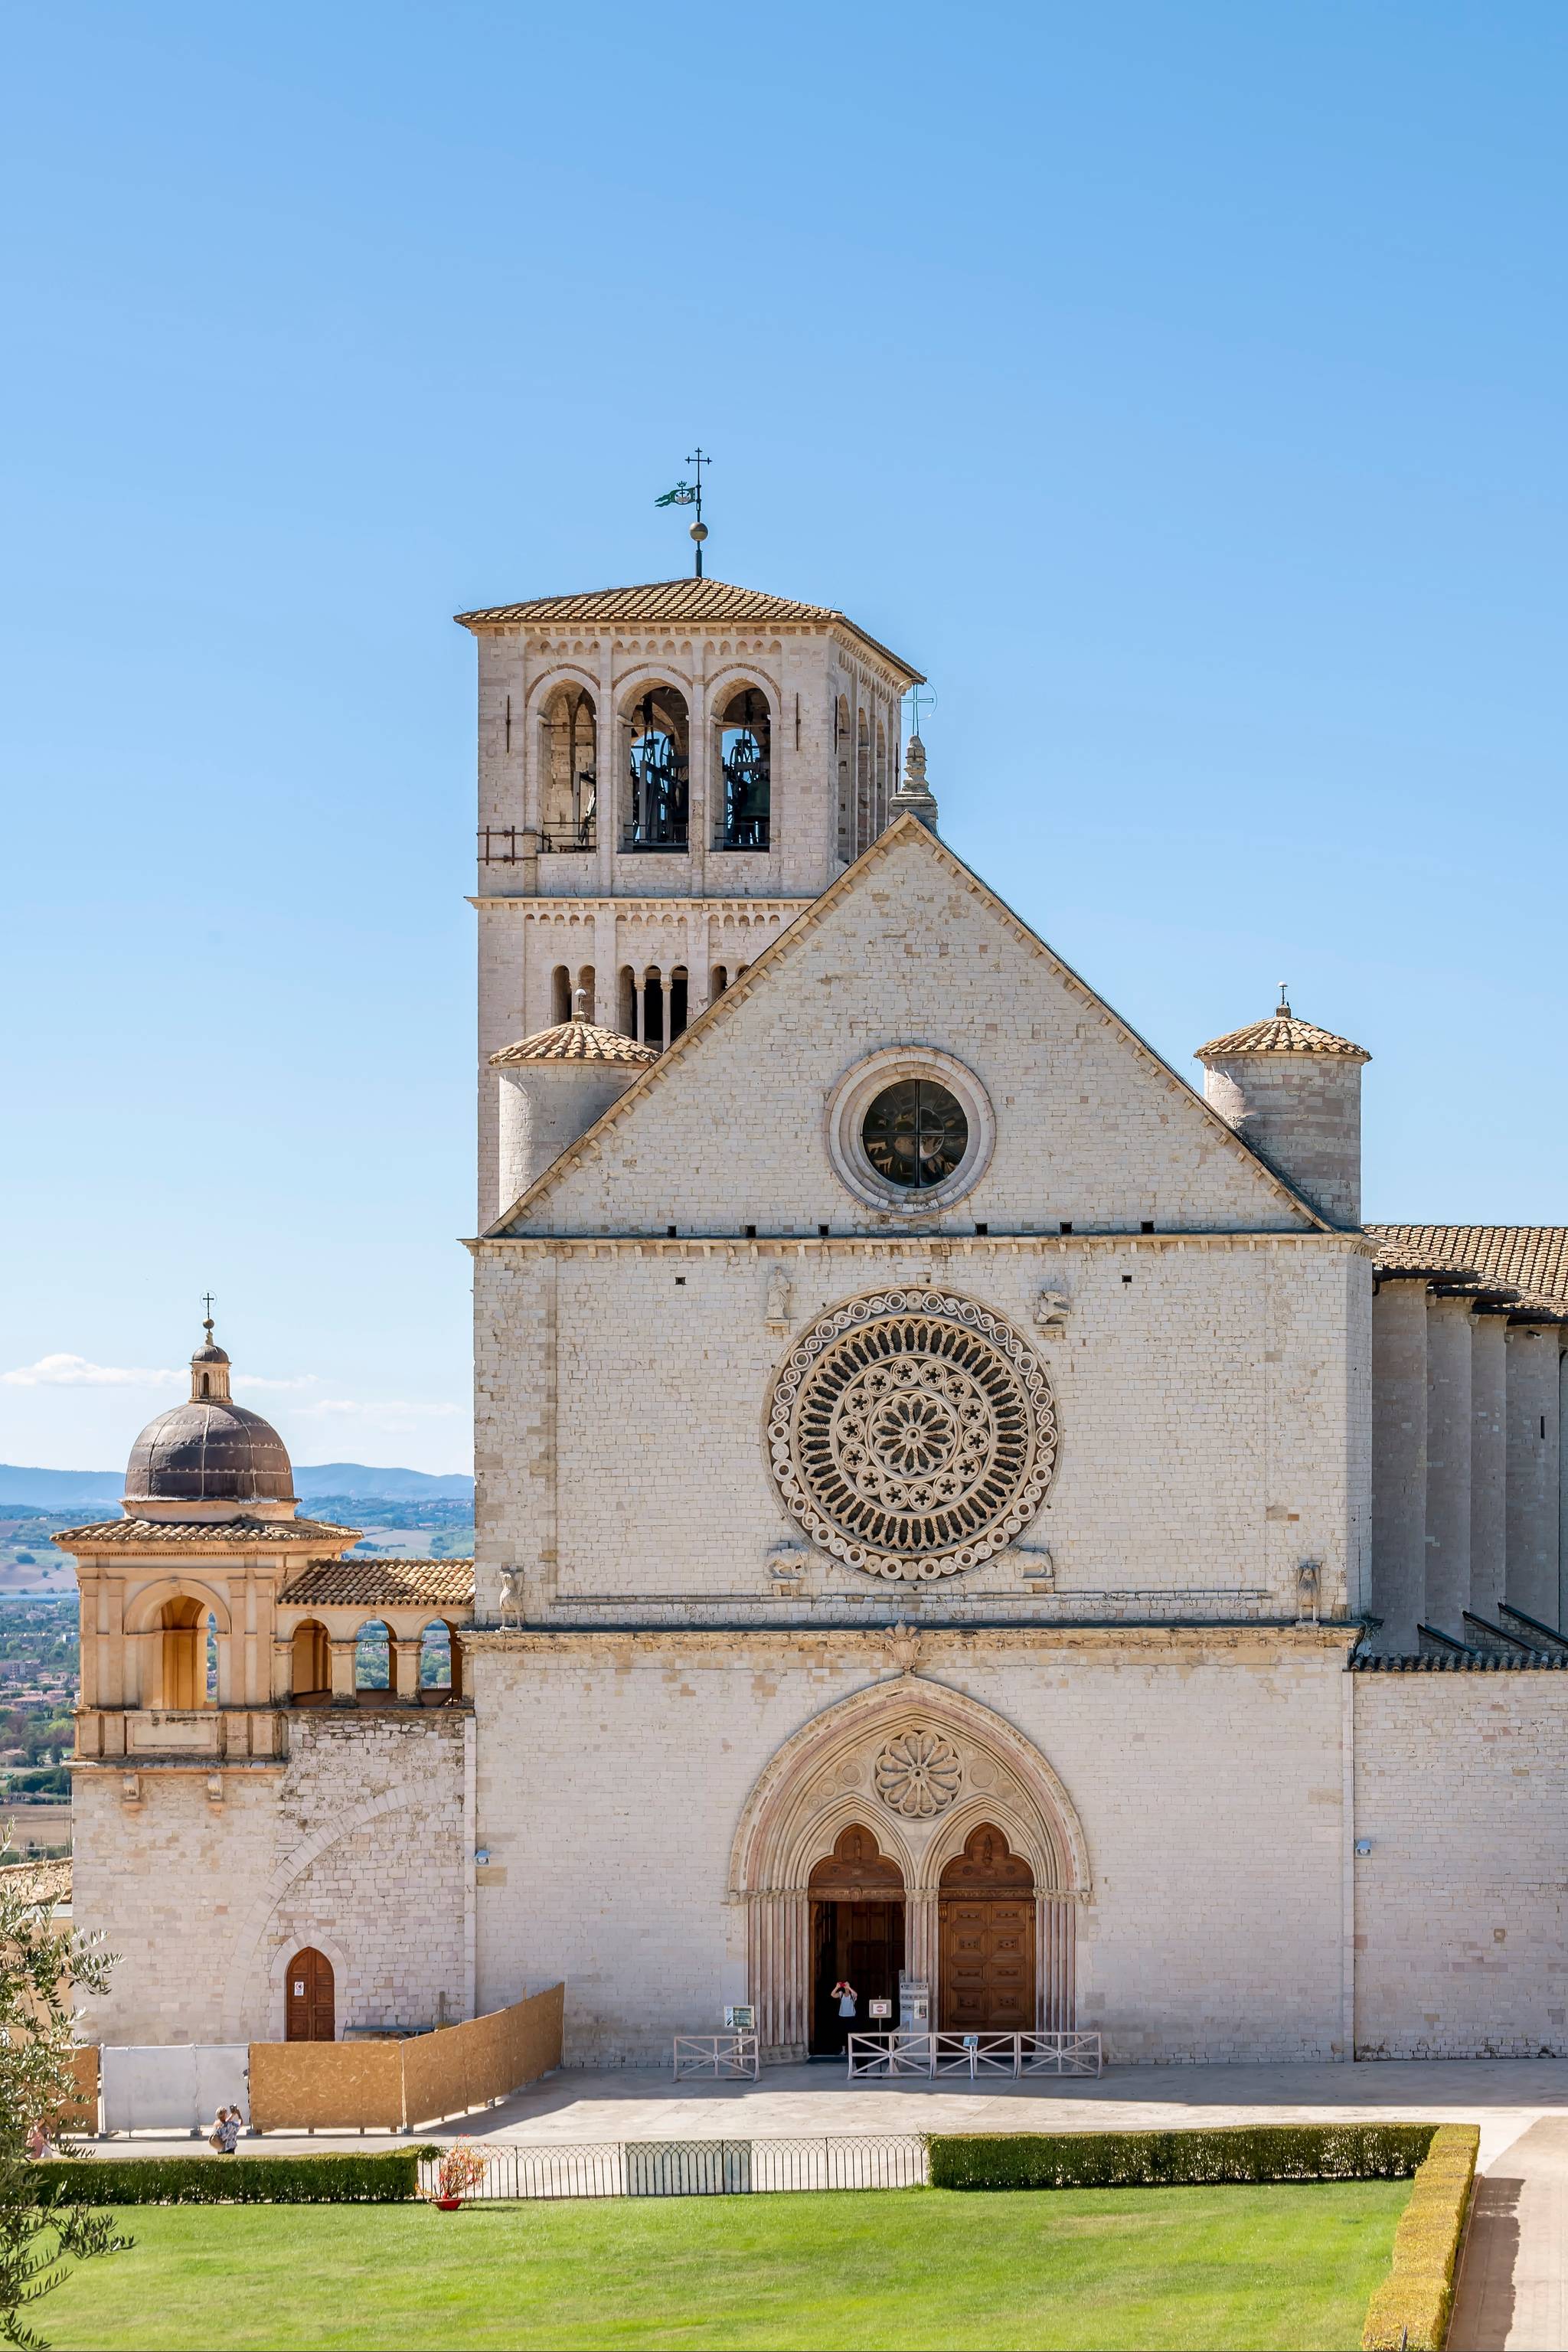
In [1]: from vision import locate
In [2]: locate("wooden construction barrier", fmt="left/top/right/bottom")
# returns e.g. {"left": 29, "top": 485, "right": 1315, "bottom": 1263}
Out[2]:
{"left": 249, "top": 2039, "right": 404, "bottom": 2133}
{"left": 247, "top": 1983, "right": 564, "bottom": 2134}
{"left": 57, "top": 2047, "right": 99, "bottom": 2131}
{"left": 401, "top": 1984, "right": 564, "bottom": 2127}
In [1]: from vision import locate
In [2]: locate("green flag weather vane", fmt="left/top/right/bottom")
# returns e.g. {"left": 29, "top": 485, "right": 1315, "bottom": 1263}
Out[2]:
{"left": 655, "top": 449, "right": 710, "bottom": 577}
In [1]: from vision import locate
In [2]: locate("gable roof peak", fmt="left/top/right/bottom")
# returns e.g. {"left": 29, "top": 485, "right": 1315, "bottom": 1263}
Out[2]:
{"left": 478, "top": 808, "right": 1331, "bottom": 1239}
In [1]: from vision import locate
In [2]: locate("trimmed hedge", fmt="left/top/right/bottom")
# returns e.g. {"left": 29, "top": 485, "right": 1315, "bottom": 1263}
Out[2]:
{"left": 928, "top": 2122, "right": 1440, "bottom": 2192}
{"left": 31, "top": 2150, "right": 430, "bottom": 2205}
{"left": 1361, "top": 2123, "right": 1478, "bottom": 2352}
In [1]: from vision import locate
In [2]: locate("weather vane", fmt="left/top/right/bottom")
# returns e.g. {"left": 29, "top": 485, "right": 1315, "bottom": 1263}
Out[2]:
{"left": 655, "top": 449, "right": 711, "bottom": 578}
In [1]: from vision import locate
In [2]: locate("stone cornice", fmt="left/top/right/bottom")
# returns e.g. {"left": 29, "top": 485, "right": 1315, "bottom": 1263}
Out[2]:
{"left": 469, "top": 896, "right": 814, "bottom": 913}
{"left": 466, "top": 1622, "right": 1359, "bottom": 1662}
{"left": 466, "top": 1229, "right": 1374, "bottom": 1258}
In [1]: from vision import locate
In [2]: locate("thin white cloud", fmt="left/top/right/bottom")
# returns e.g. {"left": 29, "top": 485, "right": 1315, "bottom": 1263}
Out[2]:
{"left": 1, "top": 1354, "right": 316, "bottom": 1393}
{"left": 1, "top": 1355, "right": 182, "bottom": 1388}
{"left": 297, "top": 1399, "right": 465, "bottom": 1421}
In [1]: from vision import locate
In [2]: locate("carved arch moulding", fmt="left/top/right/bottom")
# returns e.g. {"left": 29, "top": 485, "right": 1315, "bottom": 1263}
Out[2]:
{"left": 728, "top": 1677, "right": 1091, "bottom": 1905}
{"left": 729, "top": 1678, "right": 1090, "bottom": 2053}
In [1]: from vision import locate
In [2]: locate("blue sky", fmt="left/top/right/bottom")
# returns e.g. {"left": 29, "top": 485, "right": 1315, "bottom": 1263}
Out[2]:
{"left": 4, "top": 2, "right": 1564, "bottom": 1472}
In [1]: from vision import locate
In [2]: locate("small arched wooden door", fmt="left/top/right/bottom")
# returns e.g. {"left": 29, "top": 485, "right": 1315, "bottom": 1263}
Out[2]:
{"left": 284, "top": 1947, "right": 335, "bottom": 2042}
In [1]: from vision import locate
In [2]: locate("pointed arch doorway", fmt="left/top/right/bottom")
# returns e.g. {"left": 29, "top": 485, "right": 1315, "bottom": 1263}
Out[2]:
{"left": 807, "top": 1825, "right": 905, "bottom": 2054}
{"left": 939, "top": 1823, "right": 1035, "bottom": 2031}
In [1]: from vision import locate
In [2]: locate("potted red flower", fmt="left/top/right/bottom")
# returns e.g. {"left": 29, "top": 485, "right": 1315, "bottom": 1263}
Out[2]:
{"left": 430, "top": 2141, "right": 488, "bottom": 2210}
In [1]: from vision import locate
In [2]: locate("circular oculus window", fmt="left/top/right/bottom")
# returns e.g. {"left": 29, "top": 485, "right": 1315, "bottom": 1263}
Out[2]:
{"left": 826, "top": 1050, "right": 995, "bottom": 1215}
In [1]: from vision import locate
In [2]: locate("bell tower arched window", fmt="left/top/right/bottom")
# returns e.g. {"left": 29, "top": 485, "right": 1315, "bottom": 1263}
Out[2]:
{"left": 715, "top": 688, "right": 770, "bottom": 851}
{"left": 623, "top": 687, "right": 690, "bottom": 852}
{"left": 537, "top": 684, "right": 596, "bottom": 851}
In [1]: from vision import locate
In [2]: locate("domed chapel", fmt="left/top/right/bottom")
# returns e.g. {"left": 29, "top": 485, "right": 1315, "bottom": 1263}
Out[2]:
{"left": 60, "top": 573, "right": 1568, "bottom": 2063}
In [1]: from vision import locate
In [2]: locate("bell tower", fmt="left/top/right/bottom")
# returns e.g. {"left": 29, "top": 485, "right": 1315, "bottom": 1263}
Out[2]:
{"left": 457, "top": 577, "right": 923, "bottom": 1218}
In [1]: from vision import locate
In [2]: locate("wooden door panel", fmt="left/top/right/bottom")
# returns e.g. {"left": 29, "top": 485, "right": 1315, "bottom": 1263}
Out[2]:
{"left": 284, "top": 1947, "right": 335, "bottom": 2043}
{"left": 939, "top": 1899, "right": 1036, "bottom": 2030}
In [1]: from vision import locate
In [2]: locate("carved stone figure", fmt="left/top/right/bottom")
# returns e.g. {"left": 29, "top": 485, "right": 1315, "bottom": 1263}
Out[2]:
{"left": 1034, "top": 1289, "right": 1071, "bottom": 1334}
{"left": 765, "top": 1269, "right": 793, "bottom": 1326}
{"left": 497, "top": 1568, "right": 525, "bottom": 1629}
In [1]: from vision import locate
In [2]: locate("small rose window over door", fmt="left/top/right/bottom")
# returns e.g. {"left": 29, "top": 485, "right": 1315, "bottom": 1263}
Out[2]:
{"left": 284, "top": 1946, "right": 335, "bottom": 2042}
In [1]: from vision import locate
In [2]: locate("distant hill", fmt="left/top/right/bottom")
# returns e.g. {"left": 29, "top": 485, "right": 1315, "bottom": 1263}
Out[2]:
{"left": 0, "top": 1463, "right": 474, "bottom": 1509}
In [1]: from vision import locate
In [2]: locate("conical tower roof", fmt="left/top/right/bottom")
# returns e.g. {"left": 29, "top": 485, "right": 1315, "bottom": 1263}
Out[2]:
{"left": 1197, "top": 998, "right": 1369, "bottom": 1062}
{"left": 490, "top": 1018, "right": 658, "bottom": 1069}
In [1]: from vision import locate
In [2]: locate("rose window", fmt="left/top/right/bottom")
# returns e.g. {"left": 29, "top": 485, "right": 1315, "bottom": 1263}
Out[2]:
{"left": 874, "top": 1730, "right": 963, "bottom": 1818}
{"left": 766, "top": 1289, "right": 1057, "bottom": 1581}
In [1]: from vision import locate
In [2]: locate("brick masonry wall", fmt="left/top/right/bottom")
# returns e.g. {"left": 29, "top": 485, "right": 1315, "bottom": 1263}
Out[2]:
{"left": 74, "top": 1713, "right": 470, "bottom": 2047}
{"left": 1354, "top": 1675, "right": 1568, "bottom": 2057}
{"left": 470, "top": 1633, "right": 1350, "bottom": 2066}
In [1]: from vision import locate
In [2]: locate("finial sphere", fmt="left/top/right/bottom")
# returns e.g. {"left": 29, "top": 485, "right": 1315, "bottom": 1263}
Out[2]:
{"left": 688, "top": 521, "right": 708, "bottom": 543}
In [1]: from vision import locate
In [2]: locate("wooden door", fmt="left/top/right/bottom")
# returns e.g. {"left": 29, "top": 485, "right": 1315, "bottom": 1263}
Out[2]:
{"left": 938, "top": 1822, "right": 1036, "bottom": 2031}
{"left": 284, "top": 1947, "right": 335, "bottom": 2042}
{"left": 939, "top": 1896, "right": 1035, "bottom": 2030}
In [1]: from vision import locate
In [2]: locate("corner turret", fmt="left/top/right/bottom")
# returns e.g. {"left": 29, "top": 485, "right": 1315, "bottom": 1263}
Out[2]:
{"left": 1196, "top": 991, "right": 1370, "bottom": 1227}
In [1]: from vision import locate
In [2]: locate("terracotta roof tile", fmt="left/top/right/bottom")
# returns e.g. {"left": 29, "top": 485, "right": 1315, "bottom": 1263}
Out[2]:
{"left": 51, "top": 1514, "right": 361, "bottom": 1550}
{"left": 1367, "top": 1226, "right": 1568, "bottom": 1304}
{"left": 1363, "top": 1232, "right": 1568, "bottom": 1326}
{"left": 490, "top": 1019, "right": 658, "bottom": 1068}
{"left": 452, "top": 577, "right": 923, "bottom": 684}
{"left": 1353, "top": 1650, "right": 1568, "bottom": 1671}
{"left": 1197, "top": 1009, "right": 1370, "bottom": 1061}
{"left": 279, "top": 1560, "right": 475, "bottom": 1609}
{"left": 0, "top": 1858, "right": 70, "bottom": 1906}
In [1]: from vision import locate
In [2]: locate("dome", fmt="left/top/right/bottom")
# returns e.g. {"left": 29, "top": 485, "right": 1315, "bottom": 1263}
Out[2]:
{"left": 124, "top": 1399, "right": 295, "bottom": 1507}
{"left": 122, "top": 1318, "right": 295, "bottom": 1509}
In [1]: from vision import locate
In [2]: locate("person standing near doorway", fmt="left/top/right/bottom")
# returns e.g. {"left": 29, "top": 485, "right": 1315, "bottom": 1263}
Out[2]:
{"left": 831, "top": 1978, "right": 858, "bottom": 2024}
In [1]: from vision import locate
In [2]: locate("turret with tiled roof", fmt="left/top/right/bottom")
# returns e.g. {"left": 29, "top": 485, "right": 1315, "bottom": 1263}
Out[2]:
{"left": 492, "top": 1002, "right": 660, "bottom": 1221}
{"left": 1196, "top": 989, "right": 1370, "bottom": 1227}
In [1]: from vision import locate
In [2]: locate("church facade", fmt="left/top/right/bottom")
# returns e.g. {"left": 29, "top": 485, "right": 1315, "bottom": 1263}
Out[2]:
{"left": 61, "top": 576, "right": 1568, "bottom": 2067}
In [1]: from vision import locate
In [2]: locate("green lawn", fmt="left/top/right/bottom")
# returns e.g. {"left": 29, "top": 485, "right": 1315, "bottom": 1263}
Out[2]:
{"left": 42, "top": 2181, "right": 1409, "bottom": 2352}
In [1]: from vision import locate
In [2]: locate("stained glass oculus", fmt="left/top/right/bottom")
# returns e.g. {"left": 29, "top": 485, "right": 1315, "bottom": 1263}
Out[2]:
{"left": 861, "top": 1080, "right": 969, "bottom": 1191}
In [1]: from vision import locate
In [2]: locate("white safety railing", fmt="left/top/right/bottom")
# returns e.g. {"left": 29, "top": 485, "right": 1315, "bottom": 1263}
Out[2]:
{"left": 672, "top": 2034, "right": 760, "bottom": 2082}
{"left": 845, "top": 2030, "right": 1101, "bottom": 2080}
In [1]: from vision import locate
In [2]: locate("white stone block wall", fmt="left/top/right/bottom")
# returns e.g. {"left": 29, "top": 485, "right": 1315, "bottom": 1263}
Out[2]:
{"left": 73, "top": 1713, "right": 470, "bottom": 2047}
{"left": 470, "top": 1633, "right": 1349, "bottom": 2066}
{"left": 1353, "top": 1674, "right": 1568, "bottom": 2057}
{"left": 473, "top": 1233, "right": 1364, "bottom": 1625}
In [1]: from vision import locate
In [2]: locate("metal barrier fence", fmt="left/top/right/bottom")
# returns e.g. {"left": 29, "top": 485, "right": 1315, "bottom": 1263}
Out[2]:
{"left": 418, "top": 2134, "right": 929, "bottom": 2201}
{"left": 672, "top": 2034, "right": 760, "bottom": 2082}
{"left": 845, "top": 2030, "right": 1102, "bottom": 2079}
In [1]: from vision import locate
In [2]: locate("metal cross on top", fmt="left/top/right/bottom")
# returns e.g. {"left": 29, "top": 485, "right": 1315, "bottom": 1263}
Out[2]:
{"left": 201, "top": 1291, "right": 215, "bottom": 1338}
{"left": 907, "top": 682, "right": 937, "bottom": 738}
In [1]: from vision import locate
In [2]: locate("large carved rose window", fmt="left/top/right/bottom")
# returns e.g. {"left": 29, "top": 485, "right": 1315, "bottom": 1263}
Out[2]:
{"left": 766, "top": 1290, "right": 1057, "bottom": 1582}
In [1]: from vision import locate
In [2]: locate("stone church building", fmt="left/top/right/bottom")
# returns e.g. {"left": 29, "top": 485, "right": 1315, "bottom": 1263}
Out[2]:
{"left": 60, "top": 575, "right": 1568, "bottom": 2066}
